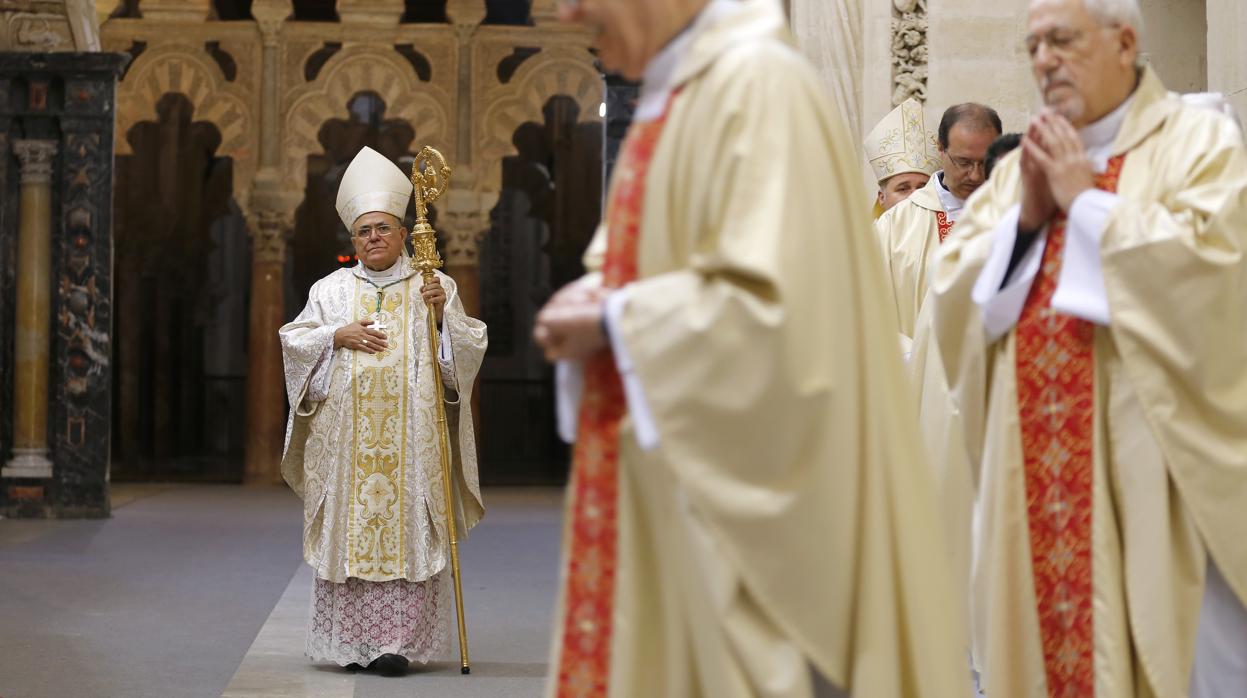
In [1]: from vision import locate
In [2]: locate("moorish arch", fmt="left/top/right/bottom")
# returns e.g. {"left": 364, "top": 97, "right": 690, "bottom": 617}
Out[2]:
{"left": 478, "top": 48, "right": 603, "bottom": 196}
{"left": 281, "top": 46, "right": 453, "bottom": 210}
{"left": 115, "top": 43, "right": 257, "bottom": 213}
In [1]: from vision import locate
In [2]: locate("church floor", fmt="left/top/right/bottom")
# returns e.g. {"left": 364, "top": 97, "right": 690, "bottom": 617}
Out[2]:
{"left": 0, "top": 484, "right": 565, "bottom": 698}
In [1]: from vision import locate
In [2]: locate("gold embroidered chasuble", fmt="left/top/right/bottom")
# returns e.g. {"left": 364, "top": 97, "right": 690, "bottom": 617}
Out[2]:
{"left": 546, "top": 1, "right": 969, "bottom": 696}
{"left": 279, "top": 264, "right": 487, "bottom": 584}
{"left": 929, "top": 68, "right": 1247, "bottom": 697}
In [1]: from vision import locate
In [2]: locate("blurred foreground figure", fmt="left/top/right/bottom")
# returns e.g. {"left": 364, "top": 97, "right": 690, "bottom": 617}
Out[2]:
{"left": 534, "top": 1, "right": 968, "bottom": 696}
{"left": 928, "top": 0, "right": 1247, "bottom": 695}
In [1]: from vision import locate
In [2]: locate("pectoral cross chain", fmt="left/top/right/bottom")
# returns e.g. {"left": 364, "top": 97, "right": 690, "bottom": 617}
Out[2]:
{"left": 362, "top": 278, "right": 404, "bottom": 333}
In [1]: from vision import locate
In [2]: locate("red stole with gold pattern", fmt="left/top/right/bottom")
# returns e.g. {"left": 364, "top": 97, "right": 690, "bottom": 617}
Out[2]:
{"left": 935, "top": 210, "right": 954, "bottom": 243}
{"left": 1015, "top": 155, "right": 1125, "bottom": 698}
{"left": 553, "top": 104, "right": 674, "bottom": 697}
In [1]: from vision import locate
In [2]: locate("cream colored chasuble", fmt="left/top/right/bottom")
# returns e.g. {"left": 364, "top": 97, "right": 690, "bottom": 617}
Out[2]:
{"left": 547, "top": 1, "right": 970, "bottom": 696}
{"left": 929, "top": 68, "right": 1247, "bottom": 698}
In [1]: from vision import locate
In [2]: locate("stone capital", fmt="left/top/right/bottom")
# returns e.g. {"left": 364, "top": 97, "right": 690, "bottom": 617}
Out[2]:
{"left": 247, "top": 208, "right": 293, "bottom": 264}
{"left": 437, "top": 167, "right": 497, "bottom": 267}
{"left": 445, "top": 0, "right": 486, "bottom": 28}
{"left": 13, "top": 139, "right": 59, "bottom": 185}
{"left": 251, "top": 0, "right": 292, "bottom": 46}
{"left": 246, "top": 171, "right": 298, "bottom": 264}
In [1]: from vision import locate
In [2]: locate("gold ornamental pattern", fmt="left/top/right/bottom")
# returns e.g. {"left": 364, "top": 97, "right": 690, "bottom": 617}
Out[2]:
{"left": 349, "top": 278, "right": 410, "bottom": 579}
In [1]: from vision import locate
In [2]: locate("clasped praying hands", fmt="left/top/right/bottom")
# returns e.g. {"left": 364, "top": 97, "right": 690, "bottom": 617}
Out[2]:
{"left": 1019, "top": 108, "right": 1096, "bottom": 231}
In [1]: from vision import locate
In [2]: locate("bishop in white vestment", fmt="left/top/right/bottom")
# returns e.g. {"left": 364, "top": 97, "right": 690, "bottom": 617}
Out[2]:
{"left": 278, "top": 147, "right": 487, "bottom": 676}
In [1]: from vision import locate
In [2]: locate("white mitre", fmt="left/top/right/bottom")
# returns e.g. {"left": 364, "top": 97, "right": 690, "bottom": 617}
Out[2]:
{"left": 863, "top": 97, "right": 942, "bottom": 185}
{"left": 335, "top": 146, "right": 413, "bottom": 230}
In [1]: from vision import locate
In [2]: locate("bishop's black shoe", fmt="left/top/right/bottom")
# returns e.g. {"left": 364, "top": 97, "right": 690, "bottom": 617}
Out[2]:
{"left": 368, "top": 653, "right": 410, "bottom": 677}
{"left": 344, "top": 663, "right": 365, "bottom": 672}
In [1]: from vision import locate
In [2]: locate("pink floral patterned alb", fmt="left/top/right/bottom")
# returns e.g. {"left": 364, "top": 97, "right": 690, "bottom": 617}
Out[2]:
{"left": 307, "top": 573, "right": 449, "bottom": 666}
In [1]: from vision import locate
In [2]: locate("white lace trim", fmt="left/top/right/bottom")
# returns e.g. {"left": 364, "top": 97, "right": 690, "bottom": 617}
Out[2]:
{"left": 306, "top": 573, "right": 450, "bottom": 666}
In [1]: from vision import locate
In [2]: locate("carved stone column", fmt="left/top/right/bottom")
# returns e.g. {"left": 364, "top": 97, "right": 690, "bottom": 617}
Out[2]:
{"left": 440, "top": 168, "right": 496, "bottom": 319}
{"left": 4, "top": 140, "right": 58, "bottom": 480}
{"left": 890, "top": 0, "right": 929, "bottom": 107}
{"left": 243, "top": 207, "right": 292, "bottom": 485}
{"left": 443, "top": 0, "right": 487, "bottom": 314}
{"left": 439, "top": 168, "right": 493, "bottom": 451}
{"left": 242, "top": 0, "right": 296, "bottom": 486}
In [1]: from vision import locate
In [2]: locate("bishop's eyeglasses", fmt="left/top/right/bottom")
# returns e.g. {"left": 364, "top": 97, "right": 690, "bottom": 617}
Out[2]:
{"left": 352, "top": 223, "right": 397, "bottom": 239}
{"left": 946, "top": 154, "right": 986, "bottom": 175}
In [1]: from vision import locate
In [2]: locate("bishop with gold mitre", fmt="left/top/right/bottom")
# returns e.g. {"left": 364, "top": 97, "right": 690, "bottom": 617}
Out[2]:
{"left": 864, "top": 97, "right": 942, "bottom": 218}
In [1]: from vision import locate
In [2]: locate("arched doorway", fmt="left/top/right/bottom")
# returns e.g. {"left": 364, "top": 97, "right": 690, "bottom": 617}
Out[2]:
{"left": 112, "top": 93, "right": 249, "bottom": 481}
{"left": 478, "top": 94, "right": 603, "bottom": 484}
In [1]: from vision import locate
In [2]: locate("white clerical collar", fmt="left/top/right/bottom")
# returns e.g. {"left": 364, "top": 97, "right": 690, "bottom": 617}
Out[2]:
{"left": 355, "top": 255, "right": 409, "bottom": 284}
{"left": 635, "top": 0, "right": 737, "bottom": 122}
{"left": 1080, "top": 92, "right": 1135, "bottom": 172}
{"left": 933, "top": 170, "right": 966, "bottom": 221}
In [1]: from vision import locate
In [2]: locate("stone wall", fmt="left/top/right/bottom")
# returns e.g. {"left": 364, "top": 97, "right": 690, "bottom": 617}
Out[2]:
{"left": 799, "top": 0, "right": 1229, "bottom": 155}
{"left": 1140, "top": 0, "right": 1207, "bottom": 94}
{"left": 1207, "top": 0, "right": 1246, "bottom": 121}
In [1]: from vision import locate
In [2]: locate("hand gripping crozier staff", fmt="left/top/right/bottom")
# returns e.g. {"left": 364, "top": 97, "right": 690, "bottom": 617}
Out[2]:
{"left": 278, "top": 145, "right": 487, "bottom": 678}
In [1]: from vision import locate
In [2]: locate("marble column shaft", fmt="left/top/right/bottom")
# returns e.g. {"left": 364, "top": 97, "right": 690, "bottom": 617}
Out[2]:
{"left": 4, "top": 139, "right": 58, "bottom": 479}
{"left": 243, "top": 216, "right": 288, "bottom": 486}
{"left": 242, "top": 9, "right": 292, "bottom": 486}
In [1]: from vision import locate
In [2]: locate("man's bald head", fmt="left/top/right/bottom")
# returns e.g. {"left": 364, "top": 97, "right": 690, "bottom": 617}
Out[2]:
{"left": 1026, "top": 0, "right": 1141, "bottom": 127}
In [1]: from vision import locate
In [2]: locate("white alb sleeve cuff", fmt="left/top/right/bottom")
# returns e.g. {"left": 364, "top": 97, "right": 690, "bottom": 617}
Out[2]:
{"left": 438, "top": 320, "right": 452, "bottom": 361}
{"left": 604, "top": 288, "right": 661, "bottom": 451}
{"left": 437, "top": 320, "right": 458, "bottom": 392}
{"left": 972, "top": 204, "right": 1047, "bottom": 343}
{"left": 555, "top": 360, "right": 584, "bottom": 444}
{"left": 1051, "top": 189, "right": 1117, "bottom": 326}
